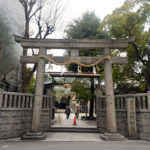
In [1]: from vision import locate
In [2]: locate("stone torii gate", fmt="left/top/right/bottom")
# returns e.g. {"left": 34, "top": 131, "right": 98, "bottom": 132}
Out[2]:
{"left": 14, "top": 35, "right": 134, "bottom": 140}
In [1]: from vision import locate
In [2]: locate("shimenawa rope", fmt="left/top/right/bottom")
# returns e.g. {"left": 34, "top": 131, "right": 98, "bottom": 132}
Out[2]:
{"left": 39, "top": 55, "right": 111, "bottom": 68}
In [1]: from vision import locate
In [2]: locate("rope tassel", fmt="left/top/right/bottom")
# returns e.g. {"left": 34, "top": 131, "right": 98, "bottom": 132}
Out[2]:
{"left": 93, "top": 66, "right": 96, "bottom": 74}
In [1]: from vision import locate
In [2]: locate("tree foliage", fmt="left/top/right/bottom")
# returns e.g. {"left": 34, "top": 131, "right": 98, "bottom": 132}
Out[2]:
{"left": 99, "top": 0, "right": 150, "bottom": 92}
{"left": 65, "top": 11, "right": 109, "bottom": 73}
{"left": 26, "top": 68, "right": 35, "bottom": 94}
{"left": 66, "top": 11, "right": 100, "bottom": 39}
{"left": 65, "top": 11, "right": 110, "bottom": 117}
{"left": 71, "top": 79, "right": 91, "bottom": 101}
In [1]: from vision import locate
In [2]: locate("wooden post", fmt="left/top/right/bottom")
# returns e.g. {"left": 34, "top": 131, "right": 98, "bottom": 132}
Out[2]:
{"left": 90, "top": 78, "right": 94, "bottom": 118}
{"left": 103, "top": 48, "right": 117, "bottom": 133}
{"left": 31, "top": 47, "right": 46, "bottom": 133}
{"left": 127, "top": 95, "right": 137, "bottom": 139}
{"left": 0, "top": 88, "right": 3, "bottom": 109}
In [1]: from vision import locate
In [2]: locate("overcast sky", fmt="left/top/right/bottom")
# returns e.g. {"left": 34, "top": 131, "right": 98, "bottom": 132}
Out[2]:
{"left": 51, "top": 0, "right": 125, "bottom": 38}
{"left": 47, "top": 0, "right": 125, "bottom": 72}
{"left": 66, "top": 0, "right": 125, "bottom": 21}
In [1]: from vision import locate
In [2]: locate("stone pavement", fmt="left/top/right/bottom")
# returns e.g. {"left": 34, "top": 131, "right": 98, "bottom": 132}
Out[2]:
{"left": 46, "top": 112, "right": 99, "bottom": 141}
{"left": 1, "top": 113, "right": 100, "bottom": 142}
{"left": 1, "top": 113, "right": 150, "bottom": 144}
{"left": 48, "top": 113, "right": 100, "bottom": 141}
{"left": 1, "top": 132, "right": 101, "bottom": 142}
{"left": 0, "top": 141, "right": 150, "bottom": 150}
{"left": 1, "top": 112, "right": 150, "bottom": 150}
{"left": 52, "top": 112, "right": 97, "bottom": 128}
{"left": 45, "top": 132, "right": 101, "bottom": 141}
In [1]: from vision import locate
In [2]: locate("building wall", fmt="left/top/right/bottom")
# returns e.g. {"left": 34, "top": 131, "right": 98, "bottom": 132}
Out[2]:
{"left": 0, "top": 0, "right": 25, "bottom": 35}
{"left": 0, "top": 0, "right": 25, "bottom": 91}
{"left": 0, "top": 0, "right": 25, "bottom": 56}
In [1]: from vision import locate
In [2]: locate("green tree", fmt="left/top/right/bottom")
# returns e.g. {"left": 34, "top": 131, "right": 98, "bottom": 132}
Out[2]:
{"left": 99, "top": 0, "right": 150, "bottom": 92}
{"left": 27, "top": 68, "right": 36, "bottom": 94}
{"left": 66, "top": 10, "right": 109, "bottom": 70}
{"left": 71, "top": 79, "right": 91, "bottom": 101}
{"left": 65, "top": 11, "right": 110, "bottom": 117}
{"left": 71, "top": 78, "right": 91, "bottom": 116}
{"left": 66, "top": 11, "right": 110, "bottom": 72}
{"left": 66, "top": 11, "right": 100, "bottom": 39}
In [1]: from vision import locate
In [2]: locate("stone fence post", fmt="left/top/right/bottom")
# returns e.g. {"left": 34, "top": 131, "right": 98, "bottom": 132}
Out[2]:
{"left": 127, "top": 95, "right": 137, "bottom": 140}
{"left": 147, "top": 91, "right": 150, "bottom": 111}
{"left": 0, "top": 88, "right": 3, "bottom": 110}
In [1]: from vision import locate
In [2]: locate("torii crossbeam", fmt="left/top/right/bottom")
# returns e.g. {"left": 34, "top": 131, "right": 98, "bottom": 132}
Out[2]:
{"left": 14, "top": 35, "right": 134, "bottom": 140}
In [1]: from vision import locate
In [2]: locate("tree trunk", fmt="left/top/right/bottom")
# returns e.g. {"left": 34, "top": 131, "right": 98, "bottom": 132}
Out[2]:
{"left": 25, "top": 18, "right": 29, "bottom": 38}
{"left": 145, "top": 48, "right": 150, "bottom": 91}
{"left": 19, "top": 0, "right": 65, "bottom": 92}
{"left": 86, "top": 102, "right": 88, "bottom": 117}
{"left": 21, "top": 15, "right": 29, "bottom": 92}
{"left": 145, "top": 63, "right": 150, "bottom": 91}
{"left": 21, "top": 75, "right": 29, "bottom": 93}
{"left": 21, "top": 46, "right": 28, "bottom": 93}
{"left": 89, "top": 78, "right": 94, "bottom": 118}
{"left": 21, "top": 18, "right": 37, "bottom": 93}
{"left": 21, "top": 61, "right": 36, "bottom": 93}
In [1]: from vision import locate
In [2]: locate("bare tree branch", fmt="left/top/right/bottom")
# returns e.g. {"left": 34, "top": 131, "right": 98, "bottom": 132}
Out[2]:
{"left": 29, "top": 5, "right": 42, "bottom": 19}
{"left": 18, "top": 0, "right": 68, "bottom": 92}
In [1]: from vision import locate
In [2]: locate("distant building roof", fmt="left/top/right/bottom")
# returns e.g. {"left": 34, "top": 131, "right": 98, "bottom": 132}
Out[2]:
{"left": 46, "top": 72, "right": 100, "bottom": 78}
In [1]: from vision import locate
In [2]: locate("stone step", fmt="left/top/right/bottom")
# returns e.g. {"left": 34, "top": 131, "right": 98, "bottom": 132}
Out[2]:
{"left": 100, "top": 133, "right": 127, "bottom": 141}
{"left": 48, "top": 127, "right": 100, "bottom": 133}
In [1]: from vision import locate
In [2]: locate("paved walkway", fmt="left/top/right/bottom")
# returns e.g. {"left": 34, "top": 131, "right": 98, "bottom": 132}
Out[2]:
{"left": 52, "top": 112, "right": 97, "bottom": 128}
{"left": 1, "top": 112, "right": 150, "bottom": 149}
{"left": 1, "top": 141, "right": 150, "bottom": 150}
{"left": 2, "top": 113, "right": 150, "bottom": 144}
{"left": 45, "top": 133, "right": 101, "bottom": 141}
{"left": 1, "top": 113, "right": 150, "bottom": 145}
{"left": 2, "top": 132, "right": 101, "bottom": 142}
{"left": 45, "top": 113, "right": 98, "bottom": 141}
{"left": 1, "top": 113, "right": 99, "bottom": 142}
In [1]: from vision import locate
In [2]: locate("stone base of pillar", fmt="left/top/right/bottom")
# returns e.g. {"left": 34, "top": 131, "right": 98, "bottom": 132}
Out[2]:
{"left": 100, "top": 133, "right": 127, "bottom": 141}
{"left": 21, "top": 132, "right": 47, "bottom": 140}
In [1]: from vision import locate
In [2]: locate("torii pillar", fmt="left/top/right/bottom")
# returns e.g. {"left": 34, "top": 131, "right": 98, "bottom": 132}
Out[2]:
{"left": 21, "top": 47, "right": 46, "bottom": 140}
{"left": 100, "top": 48, "right": 126, "bottom": 141}
{"left": 31, "top": 47, "right": 46, "bottom": 132}
{"left": 13, "top": 35, "right": 134, "bottom": 140}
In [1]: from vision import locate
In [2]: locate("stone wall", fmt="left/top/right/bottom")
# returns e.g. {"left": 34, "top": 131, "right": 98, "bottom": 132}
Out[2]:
{"left": 137, "top": 110, "right": 150, "bottom": 140}
{"left": 0, "top": 90, "right": 52, "bottom": 139}
{"left": 96, "top": 92, "right": 150, "bottom": 141}
{"left": 97, "top": 110, "right": 128, "bottom": 137}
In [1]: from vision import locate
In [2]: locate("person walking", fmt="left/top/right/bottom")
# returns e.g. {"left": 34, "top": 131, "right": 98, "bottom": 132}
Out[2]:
{"left": 65, "top": 106, "right": 71, "bottom": 119}
{"left": 75, "top": 106, "right": 80, "bottom": 119}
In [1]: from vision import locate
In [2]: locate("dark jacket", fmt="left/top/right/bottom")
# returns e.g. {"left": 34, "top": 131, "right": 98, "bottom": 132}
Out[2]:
{"left": 65, "top": 107, "right": 70, "bottom": 115}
